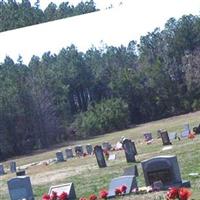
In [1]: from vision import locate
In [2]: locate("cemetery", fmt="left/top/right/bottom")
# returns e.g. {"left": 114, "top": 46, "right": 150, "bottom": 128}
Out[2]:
{"left": 0, "top": 111, "right": 200, "bottom": 200}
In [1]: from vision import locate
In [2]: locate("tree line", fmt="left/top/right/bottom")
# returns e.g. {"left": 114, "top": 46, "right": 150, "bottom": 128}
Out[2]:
{"left": 0, "top": 0, "right": 97, "bottom": 32}
{"left": 1, "top": 13, "right": 200, "bottom": 160}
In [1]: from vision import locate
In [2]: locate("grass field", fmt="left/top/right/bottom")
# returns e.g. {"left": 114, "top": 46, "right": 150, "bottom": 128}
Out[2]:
{"left": 0, "top": 111, "right": 200, "bottom": 200}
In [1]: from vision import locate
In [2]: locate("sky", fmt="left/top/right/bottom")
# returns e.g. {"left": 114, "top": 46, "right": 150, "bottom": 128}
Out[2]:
{"left": 0, "top": 0, "right": 200, "bottom": 64}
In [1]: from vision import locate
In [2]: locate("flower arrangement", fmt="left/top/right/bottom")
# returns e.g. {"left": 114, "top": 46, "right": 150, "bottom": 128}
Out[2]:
{"left": 166, "top": 187, "right": 191, "bottom": 200}
{"left": 79, "top": 189, "right": 108, "bottom": 200}
{"left": 42, "top": 191, "right": 68, "bottom": 200}
{"left": 115, "top": 185, "right": 127, "bottom": 195}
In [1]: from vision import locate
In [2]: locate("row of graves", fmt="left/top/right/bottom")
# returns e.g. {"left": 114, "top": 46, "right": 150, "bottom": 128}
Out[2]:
{"left": 3, "top": 134, "right": 193, "bottom": 200}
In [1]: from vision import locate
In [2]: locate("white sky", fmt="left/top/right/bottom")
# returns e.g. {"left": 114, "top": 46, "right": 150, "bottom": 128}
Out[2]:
{"left": 0, "top": 0, "right": 200, "bottom": 64}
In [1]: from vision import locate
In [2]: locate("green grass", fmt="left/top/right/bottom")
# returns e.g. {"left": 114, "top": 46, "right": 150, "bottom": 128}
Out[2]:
{"left": 1, "top": 111, "right": 200, "bottom": 200}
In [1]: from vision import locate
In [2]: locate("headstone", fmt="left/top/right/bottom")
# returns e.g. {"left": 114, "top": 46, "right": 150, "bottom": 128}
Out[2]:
{"left": 16, "top": 170, "right": 26, "bottom": 176}
{"left": 107, "top": 176, "right": 137, "bottom": 198}
{"left": 0, "top": 163, "right": 5, "bottom": 175}
{"left": 56, "top": 151, "right": 65, "bottom": 162}
{"left": 49, "top": 183, "right": 76, "bottom": 200}
{"left": 102, "top": 142, "right": 112, "bottom": 150}
{"left": 7, "top": 176, "right": 34, "bottom": 200}
{"left": 93, "top": 145, "right": 107, "bottom": 168}
{"left": 152, "top": 180, "right": 164, "bottom": 191}
{"left": 193, "top": 124, "right": 200, "bottom": 134}
{"left": 160, "top": 130, "right": 172, "bottom": 145}
{"left": 181, "top": 123, "right": 190, "bottom": 138}
{"left": 10, "top": 161, "right": 17, "bottom": 173}
{"left": 108, "top": 154, "right": 116, "bottom": 161}
{"left": 131, "top": 141, "right": 137, "bottom": 155}
{"left": 86, "top": 144, "right": 93, "bottom": 155}
{"left": 65, "top": 148, "right": 74, "bottom": 159}
{"left": 141, "top": 155, "right": 190, "bottom": 189}
{"left": 74, "top": 145, "right": 84, "bottom": 156}
{"left": 123, "top": 165, "right": 138, "bottom": 177}
{"left": 144, "top": 133, "right": 153, "bottom": 142}
{"left": 122, "top": 139, "right": 136, "bottom": 163}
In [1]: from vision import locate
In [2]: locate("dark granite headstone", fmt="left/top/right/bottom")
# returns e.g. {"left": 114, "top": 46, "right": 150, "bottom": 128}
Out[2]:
{"left": 75, "top": 145, "right": 84, "bottom": 156}
{"left": 7, "top": 176, "right": 34, "bottom": 200}
{"left": 93, "top": 145, "right": 107, "bottom": 168}
{"left": 65, "top": 148, "right": 74, "bottom": 159}
{"left": 10, "top": 161, "right": 17, "bottom": 173}
{"left": 86, "top": 144, "right": 93, "bottom": 155}
{"left": 160, "top": 130, "right": 172, "bottom": 145}
{"left": 122, "top": 139, "right": 136, "bottom": 163}
{"left": 131, "top": 141, "right": 137, "bottom": 155}
{"left": 123, "top": 165, "right": 138, "bottom": 177}
{"left": 144, "top": 133, "right": 153, "bottom": 142}
{"left": 0, "top": 163, "right": 5, "bottom": 175}
{"left": 141, "top": 155, "right": 190, "bottom": 189}
{"left": 16, "top": 170, "right": 26, "bottom": 176}
{"left": 107, "top": 176, "right": 137, "bottom": 198}
{"left": 56, "top": 151, "right": 65, "bottom": 162}
{"left": 49, "top": 183, "right": 76, "bottom": 200}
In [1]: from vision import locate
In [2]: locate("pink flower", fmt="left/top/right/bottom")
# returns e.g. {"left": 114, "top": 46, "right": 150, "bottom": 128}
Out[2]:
{"left": 115, "top": 188, "right": 121, "bottom": 195}
{"left": 59, "top": 192, "right": 68, "bottom": 200}
{"left": 42, "top": 194, "right": 50, "bottom": 200}
{"left": 119, "top": 185, "right": 127, "bottom": 193}
{"left": 99, "top": 189, "right": 108, "bottom": 199}
{"left": 89, "top": 194, "right": 97, "bottom": 200}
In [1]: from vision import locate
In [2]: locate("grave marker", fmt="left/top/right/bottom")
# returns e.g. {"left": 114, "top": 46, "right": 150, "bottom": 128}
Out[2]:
{"left": 122, "top": 139, "right": 136, "bottom": 163}
{"left": 107, "top": 176, "right": 137, "bottom": 198}
{"left": 65, "top": 148, "right": 74, "bottom": 159}
{"left": 86, "top": 144, "right": 93, "bottom": 155}
{"left": 49, "top": 183, "right": 76, "bottom": 200}
{"left": 0, "top": 163, "right": 5, "bottom": 175}
{"left": 144, "top": 133, "right": 153, "bottom": 142}
{"left": 94, "top": 145, "right": 107, "bottom": 168}
{"left": 160, "top": 130, "right": 172, "bottom": 145}
{"left": 56, "top": 151, "right": 65, "bottom": 162}
{"left": 75, "top": 145, "right": 84, "bottom": 156}
{"left": 10, "top": 161, "right": 17, "bottom": 173}
{"left": 7, "top": 176, "right": 34, "bottom": 200}
{"left": 181, "top": 123, "right": 190, "bottom": 138}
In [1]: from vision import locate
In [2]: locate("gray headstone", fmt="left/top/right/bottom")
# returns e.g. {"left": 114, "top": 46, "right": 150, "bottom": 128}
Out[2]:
{"left": 102, "top": 142, "right": 112, "bottom": 150}
{"left": 10, "top": 161, "right": 17, "bottom": 173}
{"left": 74, "top": 145, "right": 84, "bottom": 156}
{"left": 181, "top": 124, "right": 190, "bottom": 138}
{"left": 65, "top": 148, "right": 74, "bottom": 159}
{"left": 144, "top": 133, "right": 153, "bottom": 142}
{"left": 56, "top": 151, "right": 65, "bottom": 162}
{"left": 123, "top": 165, "right": 138, "bottom": 177}
{"left": 141, "top": 155, "right": 190, "bottom": 189}
{"left": 107, "top": 176, "right": 137, "bottom": 198}
{"left": 122, "top": 139, "right": 136, "bottom": 163}
{"left": 86, "top": 144, "right": 93, "bottom": 155}
{"left": 160, "top": 130, "right": 172, "bottom": 145}
{"left": 7, "top": 176, "right": 34, "bottom": 200}
{"left": 94, "top": 145, "right": 107, "bottom": 168}
{"left": 168, "top": 132, "right": 177, "bottom": 141}
{"left": 0, "top": 163, "right": 5, "bottom": 175}
{"left": 49, "top": 183, "right": 76, "bottom": 200}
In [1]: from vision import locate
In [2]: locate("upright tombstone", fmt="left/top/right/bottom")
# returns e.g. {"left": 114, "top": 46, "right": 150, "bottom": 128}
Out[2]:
{"left": 107, "top": 176, "right": 137, "bottom": 198}
{"left": 141, "top": 155, "right": 190, "bottom": 189}
{"left": 102, "top": 142, "right": 111, "bottom": 151}
{"left": 160, "top": 130, "right": 172, "bottom": 145}
{"left": 74, "top": 145, "right": 84, "bottom": 156}
{"left": 122, "top": 139, "right": 136, "bottom": 163}
{"left": 49, "top": 183, "right": 76, "bottom": 200}
{"left": 65, "top": 148, "right": 74, "bottom": 159}
{"left": 85, "top": 144, "right": 93, "bottom": 155}
{"left": 181, "top": 123, "right": 190, "bottom": 138}
{"left": 0, "top": 163, "right": 5, "bottom": 175}
{"left": 10, "top": 161, "right": 17, "bottom": 173}
{"left": 16, "top": 170, "right": 26, "bottom": 176}
{"left": 7, "top": 176, "right": 34, "bottom": 200}
{"left": 131, "top": 141, "right": 137, "bottom": 155}
{"left": 123, "top": 165, "right": 139, "bottom": 177}
{"left": 93, "top": 145, "right": 107, "bottom": 168}
{"left": 56, "top": 151, "right": 65, "bottom": 162}
{"left": 144, "top": 133, "right": 153, "bottom": 142}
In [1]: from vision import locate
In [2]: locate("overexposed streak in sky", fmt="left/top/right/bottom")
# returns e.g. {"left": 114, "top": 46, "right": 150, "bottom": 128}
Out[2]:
{"left": 0, "top": 0, "right": 200, "bottom": 64}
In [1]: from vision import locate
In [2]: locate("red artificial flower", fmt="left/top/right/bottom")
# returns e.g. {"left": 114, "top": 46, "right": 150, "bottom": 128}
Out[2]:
{"left": 89, "top": 194, "right": 97, "bottom": 200}
{"left": 42, "top": 194, "right": 50, "bottom": 200}
{"left": 59, "top": 192, "right": 68, "bottom": 200}
{"left": 166, "top": 187, "right": 179, "bottom": 199}
{"left": 79, "top": 197, "right": 87, "bottom": 200}
{"left": 178, "top": 188, "right": 191, "bottom": 200}
{"left": 119, "top": 185, "right": 127, "bottom": 193}
{"left": 115, "top": 188, "right": 122, "bottom": 195}
{"left": 99, "top": 189, "right": 108, "bottom": 199}
{"left": 50, "top": 191, "right": 58, "bottom": 200}
{"left": 188, "top": 133, "right": 195, "bottom": 139}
